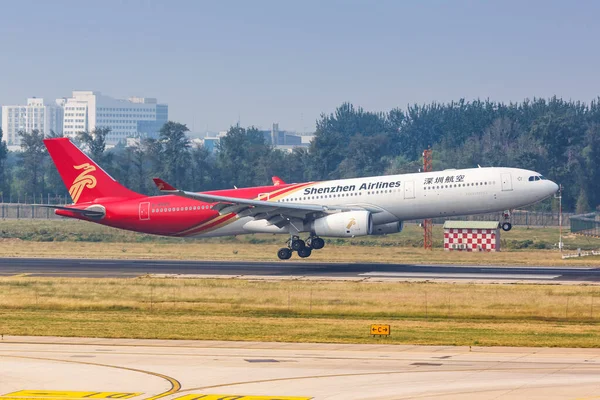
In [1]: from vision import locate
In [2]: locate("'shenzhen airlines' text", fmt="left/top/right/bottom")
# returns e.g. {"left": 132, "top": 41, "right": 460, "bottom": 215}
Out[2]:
{"left": 303, "top": 180, "right": 401, "bottom": 196}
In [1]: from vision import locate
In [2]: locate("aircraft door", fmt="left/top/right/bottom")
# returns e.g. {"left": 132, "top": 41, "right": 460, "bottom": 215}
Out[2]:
{"left": 501, "top": 173, "right": 513, "bottom": 191}
{"left": 139, "top": 202, "right": 150, "bottom": 220}
{"left": 404, "top": 180, "right": 415, "bottom": 199}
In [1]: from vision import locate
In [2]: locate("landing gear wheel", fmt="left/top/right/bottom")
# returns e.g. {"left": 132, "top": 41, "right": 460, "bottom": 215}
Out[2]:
{"left": 310, "top": 237, "right": 325, "bottom": 250}
{"left": 277, "top": 248, "right": 292, "bottom": 260}
{"left": 290, "top": 239, "right": 305, "bottom": 251}
{"left": 501, "top": 222, "right": 512, "bottom": 232}
{"left": 298, "top": 247, "right": 312, "bottom": 258}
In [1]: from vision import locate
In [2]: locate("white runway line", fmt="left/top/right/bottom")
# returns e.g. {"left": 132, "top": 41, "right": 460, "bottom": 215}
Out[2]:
{"left": 360, "top": 272, "right": 561, "bottom": 279}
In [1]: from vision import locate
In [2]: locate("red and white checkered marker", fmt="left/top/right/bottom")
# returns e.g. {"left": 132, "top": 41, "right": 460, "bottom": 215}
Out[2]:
{"left": 444, "top": 228, "right": 499, "bottom": 252}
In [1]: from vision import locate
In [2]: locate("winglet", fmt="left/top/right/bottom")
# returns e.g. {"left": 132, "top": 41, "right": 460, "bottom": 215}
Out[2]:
{"left": 272, "top": 176, "right": 286, "bottom": 186}
{"left": 152, "top": 178, "right": 177, "bottom": 192}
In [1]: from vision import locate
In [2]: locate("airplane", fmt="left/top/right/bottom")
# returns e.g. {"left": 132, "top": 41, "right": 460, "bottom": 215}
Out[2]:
{"left": 43, "top": 138, "right": 559, "bottom": 260}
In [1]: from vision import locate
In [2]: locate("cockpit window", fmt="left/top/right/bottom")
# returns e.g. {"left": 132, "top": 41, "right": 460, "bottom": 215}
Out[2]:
{"left": 528, "top": 176, "right": 535, "bottom": 181}
{"left": 539, "top": 175, "right": 546, "bottom": 180}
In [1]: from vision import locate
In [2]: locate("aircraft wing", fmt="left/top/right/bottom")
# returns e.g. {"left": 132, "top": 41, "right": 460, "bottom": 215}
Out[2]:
{"left": 152, "top": 178, "right": 379, "bottom": 227}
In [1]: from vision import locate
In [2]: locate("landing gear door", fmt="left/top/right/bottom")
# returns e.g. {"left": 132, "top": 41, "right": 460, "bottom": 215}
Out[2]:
{"left": 139, "top": 202, "right": 150, "bottom": 220}
{"left": 404, "top": 180, "right": 415, "bottom": 199}
{"left": 501, "top": 173, "right": 513, "bottom": 191}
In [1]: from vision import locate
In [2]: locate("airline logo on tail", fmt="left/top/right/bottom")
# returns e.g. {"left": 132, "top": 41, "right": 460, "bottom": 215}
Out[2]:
{"left": 69, "top": 163, "right": 97, "bottom": 203}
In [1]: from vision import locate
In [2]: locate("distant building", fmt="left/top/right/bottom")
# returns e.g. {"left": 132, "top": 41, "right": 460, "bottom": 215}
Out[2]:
{"left": 261, "top": 123, "right": 314, "bottom": 148}
{"left": 1, "top": 98, "right": 64, "bottom": 146}
{"left": 202, "top": 137, "right": 220, "bottom": 152}
{"left": 62, "top": 91, "right": 168, "bottom": 145}
{"left": 197, "top": 124, "right": 314, "bottom": 153}
{"left": 259, "top": 123, "right": 307, "bottom": 146}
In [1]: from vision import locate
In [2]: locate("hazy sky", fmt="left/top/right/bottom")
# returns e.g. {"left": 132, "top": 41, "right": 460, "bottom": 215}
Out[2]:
{"left": 1, "top": 0, "right": 598, "bottom": 132}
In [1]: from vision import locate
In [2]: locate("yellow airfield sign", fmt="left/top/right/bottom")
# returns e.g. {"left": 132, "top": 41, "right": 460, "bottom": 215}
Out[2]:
{"left": 370, "top": 324, "right": 391, "bottom": 336}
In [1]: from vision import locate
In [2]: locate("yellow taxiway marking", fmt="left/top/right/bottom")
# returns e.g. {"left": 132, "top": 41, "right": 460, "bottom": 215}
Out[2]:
{"left": 2, "top": 392, "right": 141, "bottom": 399}
{"left": 0, "top": 398, "right": 77, "bottom": 400}
{"left": 175, "top": 395, "right": 312, "bottom": 400}
{"left": 0, "top": 355, "right": 180, "bottom": 400}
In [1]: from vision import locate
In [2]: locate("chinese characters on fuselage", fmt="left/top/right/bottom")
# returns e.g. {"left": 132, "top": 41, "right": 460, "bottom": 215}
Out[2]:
{"left": 424, "top": 175, "right": 465, "bottom": 185}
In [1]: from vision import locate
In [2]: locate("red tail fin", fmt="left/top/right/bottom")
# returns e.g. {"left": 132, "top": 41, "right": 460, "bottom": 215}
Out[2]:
{"left": 44, "top": 138, "right": 142, "bottom": 204}
{"left": 272, "top": 176, "right": 286, "bottom": 186}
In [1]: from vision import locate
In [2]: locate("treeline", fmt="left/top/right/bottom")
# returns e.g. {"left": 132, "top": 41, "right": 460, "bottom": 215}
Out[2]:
{"left": 0, "top": 96, "right": 599, "bottom": 212}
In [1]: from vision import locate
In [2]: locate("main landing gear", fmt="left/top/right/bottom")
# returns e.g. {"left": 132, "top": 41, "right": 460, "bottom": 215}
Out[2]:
{"left": 277, "top": 235, "right": 325, "bottom": 260}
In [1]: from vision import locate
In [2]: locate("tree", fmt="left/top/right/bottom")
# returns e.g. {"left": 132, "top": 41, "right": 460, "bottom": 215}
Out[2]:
{"left": 576, "top": 189, "right": 591, "bottom": 214}
{"left": 17, "top": 130, "right": 47, "bottom": 201}
{"left": 189, "top": 144, "right": 218, "bottom": 191}
{"left": 44, "top": 130, "right": 69, "bottom": 201}
{"left": 0, "top": 128, "right": 9, "bottom": 201}
{"left": 283, "top": 147, "right": 312, "bottom": 183}
{"left": 217, "top": 125, "right": 270, "bottom": 187}
{"left": 311, "top": 103, "right": 393, "bottom": 179}
{"left": 159, "top": 121, "right": 191, "bottom": 187}
{"left": 77, "top": 127, "right": 110, "bottom": 163}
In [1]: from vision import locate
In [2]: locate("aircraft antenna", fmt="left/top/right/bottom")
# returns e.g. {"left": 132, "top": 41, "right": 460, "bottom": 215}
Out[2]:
{"left": 423, "top": 148, "right": 433, "bottom": 250}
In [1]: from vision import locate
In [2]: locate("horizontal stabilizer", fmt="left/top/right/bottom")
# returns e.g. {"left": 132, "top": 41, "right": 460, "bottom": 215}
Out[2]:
{"left": 36, "top": 204, "right": 106, "bottom": 219}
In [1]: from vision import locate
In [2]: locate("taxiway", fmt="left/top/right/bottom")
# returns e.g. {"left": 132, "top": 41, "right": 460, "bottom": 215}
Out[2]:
{"left": 1, "top": 336, "right": 599, "bottom": 399}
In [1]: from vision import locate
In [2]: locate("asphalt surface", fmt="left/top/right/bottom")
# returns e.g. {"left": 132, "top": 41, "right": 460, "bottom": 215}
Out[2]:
{"left": 0, "top": 257, "right": 599, "bottom": 281}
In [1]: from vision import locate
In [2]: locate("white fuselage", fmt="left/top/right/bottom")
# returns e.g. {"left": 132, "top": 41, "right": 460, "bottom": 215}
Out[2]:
{"left": 195, "top": 167, "right": 559, "bottom": 237}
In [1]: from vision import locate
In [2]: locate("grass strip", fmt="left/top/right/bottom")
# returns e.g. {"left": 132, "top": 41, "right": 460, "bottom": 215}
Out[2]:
{"left": 0, "top": 277, "right": 598, "bottom": 347}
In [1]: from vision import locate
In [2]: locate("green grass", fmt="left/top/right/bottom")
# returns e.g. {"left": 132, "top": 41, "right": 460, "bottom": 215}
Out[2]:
{"left": 1, "top": 218, "right": 599, "bottom": 250}
{"left": 0, "top": 277, "right": 599, "bottom": 347}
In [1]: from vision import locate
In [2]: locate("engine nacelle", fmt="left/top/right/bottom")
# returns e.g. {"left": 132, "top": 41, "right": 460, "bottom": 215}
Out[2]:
{"left": 311, "top": 211, "right": 373, "bottom": 237}
{"left": 371, "top": 221, "right": 404, "bottom": 235}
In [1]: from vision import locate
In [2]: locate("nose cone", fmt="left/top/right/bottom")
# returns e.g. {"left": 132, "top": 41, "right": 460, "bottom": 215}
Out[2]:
{"left": 549, "top": 180, "right": 559, "bottom": 195}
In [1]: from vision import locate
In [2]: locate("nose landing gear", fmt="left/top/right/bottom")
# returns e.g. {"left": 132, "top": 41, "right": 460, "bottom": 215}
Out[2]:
{"left": 501, "top": 210, "right": 513, "bottom": 231}
{"left": 277, "top": 235, "right": 325, "bottom": 259}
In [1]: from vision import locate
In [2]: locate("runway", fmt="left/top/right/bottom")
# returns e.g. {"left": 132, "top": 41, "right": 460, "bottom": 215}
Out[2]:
{"left": 1, "top": 336, "right": 600, "bottom": 399}
{"left": 0, "top": 257, "right": 599, "bottom": 282}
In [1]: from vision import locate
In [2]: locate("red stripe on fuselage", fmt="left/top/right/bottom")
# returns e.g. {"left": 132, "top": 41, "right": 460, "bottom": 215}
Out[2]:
{"left": 60, "top": 181, "right": 321, "bottom": 238}
{"left": 172, "top": 182, "right": 317, "bottom": 236}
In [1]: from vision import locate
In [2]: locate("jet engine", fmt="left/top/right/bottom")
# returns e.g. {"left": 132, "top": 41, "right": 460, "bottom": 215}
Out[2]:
{"left": 371, "top": 221, "right": 404, "bottom": 235}
{"left": 311, "top": 211, "right": 373, "bottom": 237}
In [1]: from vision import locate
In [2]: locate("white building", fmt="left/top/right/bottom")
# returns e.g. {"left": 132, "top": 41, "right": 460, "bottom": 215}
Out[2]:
{"left": 1, "top": 98, "right": 64, "bottom": 146}
{"left": 63, "top": 91, "right": 168, "bottom": 145}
